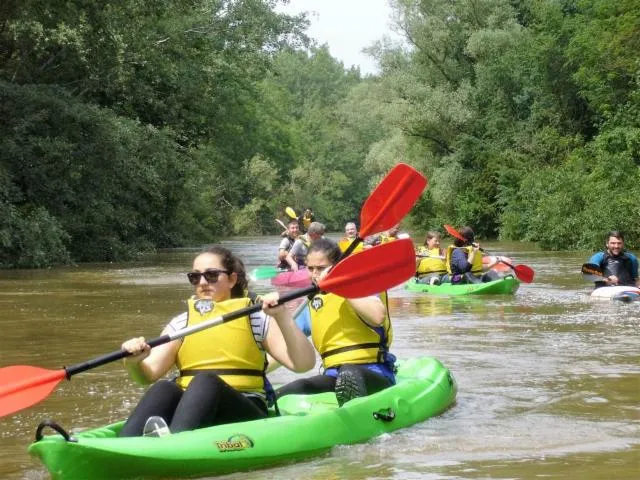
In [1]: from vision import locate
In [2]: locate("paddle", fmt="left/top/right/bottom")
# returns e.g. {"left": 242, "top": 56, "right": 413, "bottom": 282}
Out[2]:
{"left": 0, "top": 239, "right": 416, "bottom": 418}
{"left": 285, "top": 207, "right": 297, "bottom": 220}
{"left": 275, "top": 218, "right": 288, "bottom": 234}
{"left": 581, "top": 263, "right": 606, "bottom": 282}
{"left": 341, "top": 163, "right": 428, "bottom": 258}
{"left": 443, "top": 224, "right": 535, "bottom": 283}
{"left": 249, "top": 266, "right": 286, "bottom": 281}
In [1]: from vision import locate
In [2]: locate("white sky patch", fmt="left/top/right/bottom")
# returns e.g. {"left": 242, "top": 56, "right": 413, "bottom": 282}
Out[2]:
{"left": 276, "top": 0, "right": 402, "bottom": 75}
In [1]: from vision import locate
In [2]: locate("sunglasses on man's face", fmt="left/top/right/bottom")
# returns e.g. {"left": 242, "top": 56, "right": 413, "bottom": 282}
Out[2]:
{"left": 187, "top": 269, "right": 230, "bottom": 285}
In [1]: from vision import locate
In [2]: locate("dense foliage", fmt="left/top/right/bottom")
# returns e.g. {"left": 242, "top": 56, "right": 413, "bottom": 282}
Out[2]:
{"left": 1, "top": 0, "right": 638, "bottom": 267}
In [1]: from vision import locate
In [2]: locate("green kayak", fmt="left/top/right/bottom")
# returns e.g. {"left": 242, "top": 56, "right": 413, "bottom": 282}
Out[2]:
{"left": 405, "top": 275, "right": 520, "bottom": 295}
{"left": 28, "top": 356, "right": 456, "bottom": 480}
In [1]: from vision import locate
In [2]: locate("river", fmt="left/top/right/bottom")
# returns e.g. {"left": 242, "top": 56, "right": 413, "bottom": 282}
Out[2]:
{"left": 0, "top": 235, "right": 638, "bottom": 479}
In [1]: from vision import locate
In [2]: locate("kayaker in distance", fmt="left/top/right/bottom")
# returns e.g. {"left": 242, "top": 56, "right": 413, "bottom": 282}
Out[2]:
{"left": 415, "top": 231, "right": 446, "bottom": 285}
{"left": 587, "top": 230, "right": 640, "bottom": 288}
{"left": 118, "top": 246, "right": 315, "bottom": 437}
{"left": 276, "top": 238, "right": 396, "bottom": 406}
{"left": 364, "top": 223, "right": 410, "bottom": 247}
{"left": 337, "top": 221, "right": 364, "bottom": 253}
{"left": 444, "top": 226, "right": 501, "bottom": 284}
{"left": 284, "top": 221, "right": 325, "bottom": 271}
{"left": 277, "top": 220, "right": 299, "bottom": 270}
{"left": 300, "top": 207, "right": 315, "bottom": 233}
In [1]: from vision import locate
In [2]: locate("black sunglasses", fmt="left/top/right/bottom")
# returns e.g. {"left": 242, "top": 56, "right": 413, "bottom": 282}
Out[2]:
{"left": 187, "top": 269, "right": 230, "bottom": 285}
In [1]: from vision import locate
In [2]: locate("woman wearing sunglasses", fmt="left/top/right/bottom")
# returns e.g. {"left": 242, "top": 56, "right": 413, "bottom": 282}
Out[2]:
{"left": 276, "top": 238, "right": 395, "bottom": 407}
{"left": 118, "top": 246, "right": 316, "bottom": 437}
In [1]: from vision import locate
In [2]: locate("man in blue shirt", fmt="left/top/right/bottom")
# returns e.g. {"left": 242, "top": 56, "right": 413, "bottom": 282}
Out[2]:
{"left": 588, "top": 231, "right": 640, "bottom": 288}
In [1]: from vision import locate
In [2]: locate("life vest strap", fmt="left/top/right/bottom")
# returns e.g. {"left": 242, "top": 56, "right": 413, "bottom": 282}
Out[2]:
{"left": 320, "top": 342, "right": 381, "bottom": 359}
{"left": 179, "top": 368, "right": 264, "bottom": 377}
{"left": 416, "top": 269, "right": 447, "bottom": 276}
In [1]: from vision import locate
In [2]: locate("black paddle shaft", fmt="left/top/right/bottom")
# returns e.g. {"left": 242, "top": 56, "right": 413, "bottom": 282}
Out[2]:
{"left": 63, "top": 284, "right": 319, "bottom": 379}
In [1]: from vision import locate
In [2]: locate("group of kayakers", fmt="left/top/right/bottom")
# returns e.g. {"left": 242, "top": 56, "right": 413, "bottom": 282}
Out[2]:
{"left": 277, "top": 211, "right": 407, "bottom": 269}
{"left": 414, "top": 227, "right": 503, "bottom": 286}
{"left": 120, "top": 214, "right": 398, "bottom": 437}
{"left": 119, "top": 209, "right": 638, "bottom": 439}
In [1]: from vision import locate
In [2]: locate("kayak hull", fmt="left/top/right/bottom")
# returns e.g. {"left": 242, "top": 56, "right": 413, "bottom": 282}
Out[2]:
{"left": 28, "top": 356, "right": 456, "bottom": 480}
{"left": 406, "top": 276, "right": 519, "bottom": 295}
{"left": 270, "top": 268, "right": 311, "bottom": 288}
{"left": 590, "top": 285, "right": 640, "bottom": 302}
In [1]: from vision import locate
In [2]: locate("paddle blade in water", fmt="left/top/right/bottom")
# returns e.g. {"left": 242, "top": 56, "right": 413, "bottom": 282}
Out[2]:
{"left": 319, "top": 239, "right": 416, "bottom": 297}
{"left": 0, "top": 366, "right": 66, "bottom": 417}
{"left": 513, "top": 264, "right": 535, "bottom": 283}
{"left": 359, "top": 164, "right": 427, "bottom": 238}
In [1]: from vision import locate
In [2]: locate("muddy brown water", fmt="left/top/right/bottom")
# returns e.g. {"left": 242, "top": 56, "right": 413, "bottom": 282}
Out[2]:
{"left": 0, "top": 236, "right": 638, "bottom": 479}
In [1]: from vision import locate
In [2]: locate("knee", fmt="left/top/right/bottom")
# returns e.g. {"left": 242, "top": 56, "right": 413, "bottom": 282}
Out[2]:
{"left": 146, "top": 379, "right": 182, "bottom": 398}
{"left": 185, "top": 372, "right": 225, "bottom": 392}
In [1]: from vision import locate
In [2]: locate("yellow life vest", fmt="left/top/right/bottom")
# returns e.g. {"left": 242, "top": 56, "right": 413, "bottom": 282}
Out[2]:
{"left": 299, "top": 234, "right": 311, "bottom": 248}
{"left": 308, "top": 292, "right": 392, "bottom": 369}
{"left": 379, "top": 233, "right": 396, "bottom": 244}
{"left": 416, "top": 247, "right": 446, "bottom": 275}
{"left": 337, "top": 237, "right": 364, "bottom": 254}
{"left": 176, "top": 297, "right": 266, "bottom": 393}
{"left": 302, "top": 214, "right": 313, "bottom": 231}
{"left": 445, "top": 245, "right": 484, "bottom": 275}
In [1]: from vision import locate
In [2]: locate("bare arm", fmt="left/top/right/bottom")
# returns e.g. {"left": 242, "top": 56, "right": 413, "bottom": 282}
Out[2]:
{"left": 348, "top": 295, "right": 386, "bottom": 327}
{"left": 121, "top": 329, "right": 181, "bottom": 385}
{"left": 284, "top": 252, "right": 298, "bottom": 271}
{"left": 483, "top": 255, "right": 502, "bottom": 271}
{"left": 285, "top": 241, "right": 301, "bottom": 271}
{"left": 262, "top": 293, "right": 315, "bottom": 372}
{"left": 278, "top": 238, "right": 291, "bottom": 262}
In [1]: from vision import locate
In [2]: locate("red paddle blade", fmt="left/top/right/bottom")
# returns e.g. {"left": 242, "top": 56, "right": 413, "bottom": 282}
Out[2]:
{"left": 513, "top": 264, "right": 535, "bottom": 283}
{"left": 0, "top": 366, "right": 66, "bottom": 418}
{"left": 319, "top": 238, "right": 416, "bottom": 297}
{"left": 359, "top": 164, "right": 427, "bottom": 238}
{"left": 444, "top": 224, "right": 464, "bottom": 242}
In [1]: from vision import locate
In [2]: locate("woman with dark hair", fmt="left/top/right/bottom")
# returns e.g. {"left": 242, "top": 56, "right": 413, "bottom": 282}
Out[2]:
{"left": 276, "top": 238, "right": 395, "bottom": 406}
{"left": 119, "top": 245, "right": 315, "bottom": 437}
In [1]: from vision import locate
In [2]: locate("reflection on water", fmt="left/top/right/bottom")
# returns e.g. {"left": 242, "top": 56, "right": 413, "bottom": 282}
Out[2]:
{"left": 0, "top": 237, "right": 638, "bottom": 479}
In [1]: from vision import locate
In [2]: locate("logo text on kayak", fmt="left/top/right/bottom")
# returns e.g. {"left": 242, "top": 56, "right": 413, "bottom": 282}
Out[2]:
{"left": 215, "top": 434, "right": 254, "bottom": 452}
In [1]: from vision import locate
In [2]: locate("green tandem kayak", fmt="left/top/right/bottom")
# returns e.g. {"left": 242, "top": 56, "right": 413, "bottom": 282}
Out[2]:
{"left": 28, "top": 356, "right": 456, "bottom": 480}
{"left": 405, "top": 275, "right": 520, "bottom": 295}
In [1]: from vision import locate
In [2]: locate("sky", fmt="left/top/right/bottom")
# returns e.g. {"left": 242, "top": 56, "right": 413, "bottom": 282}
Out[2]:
{"left": 276, "top": 0, "right": 401, "bottom": 75}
